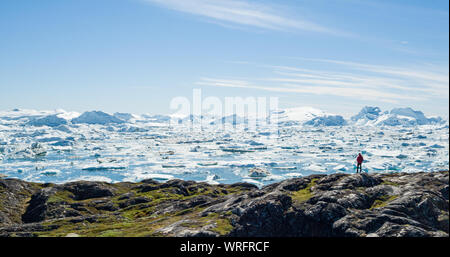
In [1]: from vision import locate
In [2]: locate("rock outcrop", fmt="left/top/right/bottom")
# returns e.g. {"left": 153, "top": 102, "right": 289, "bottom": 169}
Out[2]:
{"left": 0, "top": 171, "right": 448, "bottom": 237}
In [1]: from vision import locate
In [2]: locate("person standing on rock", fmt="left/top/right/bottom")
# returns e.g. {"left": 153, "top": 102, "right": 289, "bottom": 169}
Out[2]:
{"left": 356, "top": 153, "right": 364, "bottom": 173}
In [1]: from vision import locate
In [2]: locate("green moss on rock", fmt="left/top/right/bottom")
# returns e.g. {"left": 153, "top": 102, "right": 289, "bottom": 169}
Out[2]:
{"left": 291, "top": 178, "right": 318, "bottom": 203}
{"left": 370, "top": 195, "right": 398, "bottom": 209}
{"left": 381, "top": 180, "right": 400, "bottom": 187}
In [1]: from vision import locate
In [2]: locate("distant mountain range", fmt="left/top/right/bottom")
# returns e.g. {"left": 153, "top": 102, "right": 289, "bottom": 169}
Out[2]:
{"left": 0, "top": 106, "right": 446, "bottom": 128}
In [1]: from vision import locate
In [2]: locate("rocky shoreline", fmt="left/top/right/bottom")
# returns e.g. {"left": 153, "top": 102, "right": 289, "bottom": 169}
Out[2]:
{"left": 0, "top": 170, "right": 448, "bottom": 237}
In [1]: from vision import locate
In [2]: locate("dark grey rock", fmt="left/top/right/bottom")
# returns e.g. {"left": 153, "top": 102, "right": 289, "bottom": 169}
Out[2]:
{"left": 62, "top": 181, "right": 116, "bottom": 200}
{"left": 1, "top": 170, "right": 448, "bottom": 237}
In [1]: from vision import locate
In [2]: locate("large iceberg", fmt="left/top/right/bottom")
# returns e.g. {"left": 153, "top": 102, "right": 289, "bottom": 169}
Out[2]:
{"left": 274, "top": 107, "right": 327, "bottom": 124}
{"left": 28, "top": 114, "right": 68, "bottom": 127}
{"left": 113, "top": 112, "right": 138, "bottom": 122}
{"left": 386, "top": 107, "right": 443, "bottom": 125}
{"left": 142, "top": 114, "right": 172, "bottom": 123}
{"left": 271, "top": 107, "right": 346, "bottom": 126}
{"left": 304, "top": 115, "right": 347, "bottom": 126}
{"left": 351, "top": 106, "right": 382, "bottom": 123}
{"left": 71, "top": 111, "right": 125, "bottom": 125}
{"left": 351, "top": 106, "right": 445, "bottom": 126}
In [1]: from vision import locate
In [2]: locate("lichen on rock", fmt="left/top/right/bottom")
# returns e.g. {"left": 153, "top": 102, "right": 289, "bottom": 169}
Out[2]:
{"left": 0, "top": 171, "right": 448, "bottom": 237}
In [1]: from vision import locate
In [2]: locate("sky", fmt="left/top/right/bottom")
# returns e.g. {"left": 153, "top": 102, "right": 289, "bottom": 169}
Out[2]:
{"left": 0, "top": 0, "right": 449, "bottom": 118}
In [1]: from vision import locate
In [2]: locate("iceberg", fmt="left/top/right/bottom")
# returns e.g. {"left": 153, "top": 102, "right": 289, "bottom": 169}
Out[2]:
{"left": 307, "top": 164, "right": 327, "bottom": 173}
{"left": 197, "top": 161, "right": 218, "bottom": 166}
{"left": 271, "top": 107, "right": 347, "bottom": 126}
{"left": 162, "top": 164, "right": 186, "bottom": 168}
{"left": 351, "top": 106, "right": 382, "bottom": 122}
{"left": 41, "top": 169, "right": 61, "bottom": 176}
{"left": 352, "top": 106, "right": 445, "bottom": 126}
{"left": 333, "top": 165, "right": 348, "bottom": 171}
{"left": 28, "top": 114, "right": 68, "bottom": 127}
{"left": 284, "top": 173, "right": 303, "bottom": 178}
{"left": 113, "top": 112, "right": 136, "bottom": 122}
{"left": 210, "top": 114, "right": 247, "bottom": 125}
{"left": 81, "top": 163, "right": 127, "bottom": 171}
{"left": 72, "top": 111, "right": 125, "bottom": 125}
{"left": 0, "top": 106, "right": 447, "bottom": 186}
{"left": 304, "top": 115, "right": 347, "bottom": 126}
{"left": 142, "top": 114, "right": 172, "bottom": 123}
{"left": 54, "top": 124, "right": 72, "bottom": 133}
{"left": 249, "top": 167, "right": 270, "bottom": 178}
{"left": 273, "top": 166, "right": 297, "bottom": 170}
{"left": 142, "top": 173, "right": 174, "bottom": 181}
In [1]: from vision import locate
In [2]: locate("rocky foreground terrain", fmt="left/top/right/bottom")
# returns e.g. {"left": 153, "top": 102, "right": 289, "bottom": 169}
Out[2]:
{"left": 0, "top": 171, "right": 448, "bottom": 237}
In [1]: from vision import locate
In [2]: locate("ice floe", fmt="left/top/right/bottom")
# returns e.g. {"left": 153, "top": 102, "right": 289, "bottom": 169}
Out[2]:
{"left": 0, "top": 106, "right": 447, "bottom": 186}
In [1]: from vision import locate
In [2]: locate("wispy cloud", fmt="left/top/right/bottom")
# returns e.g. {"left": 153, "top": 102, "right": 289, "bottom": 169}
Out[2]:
{"left": 303, "top": 58, "right": 449, "bottom": 85}
{"left": 196, "top": 59, "right": 449, "bottom": 104}
{"left": 143, "top": 0, "right": 345, "bottom": 35}
{"left": 196, "top": 77, "right": 422, "bottom": 104}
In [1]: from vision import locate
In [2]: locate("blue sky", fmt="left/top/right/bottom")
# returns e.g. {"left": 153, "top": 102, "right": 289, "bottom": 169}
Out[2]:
{"left": 0, "top": 0, "right": 448, "bottom": 117}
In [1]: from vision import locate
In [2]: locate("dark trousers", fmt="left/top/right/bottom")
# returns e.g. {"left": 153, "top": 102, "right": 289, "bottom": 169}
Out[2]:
{"left": 357, "top": 163, "right": 362, "bottom": 173}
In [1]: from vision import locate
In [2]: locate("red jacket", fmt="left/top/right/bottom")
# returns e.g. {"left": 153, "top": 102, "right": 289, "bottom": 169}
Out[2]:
{"left": 357, "top": 154, "right": 364, "bottom": 164}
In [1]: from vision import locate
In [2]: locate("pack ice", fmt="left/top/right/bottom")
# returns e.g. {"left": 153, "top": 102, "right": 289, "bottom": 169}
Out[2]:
{"left": 0, "top": 106, "right": 447, "bottom": 187}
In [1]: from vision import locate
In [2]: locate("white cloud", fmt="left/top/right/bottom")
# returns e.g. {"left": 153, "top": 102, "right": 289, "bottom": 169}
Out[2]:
{"left": 307, "top": 58, "right": 449, "bottom": 85}
{"left": 143, "top": 0, "right": 344, "bottom": 35}
{"left": 196, "top": 77, "right": 422, "bottom": 103}
{"left": 195, "top": 59, "right": 449, "bottom": 104}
